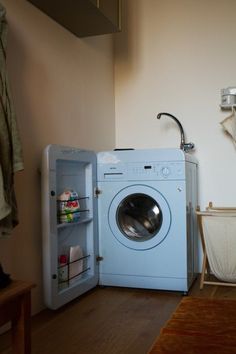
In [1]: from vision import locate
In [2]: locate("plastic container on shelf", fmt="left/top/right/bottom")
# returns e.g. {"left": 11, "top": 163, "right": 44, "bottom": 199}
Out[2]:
{"left": 57, "top": 190, "right": 80, "bottom": 223}
{"left": 69, "top": 245, "right": 84, "bottom": 286}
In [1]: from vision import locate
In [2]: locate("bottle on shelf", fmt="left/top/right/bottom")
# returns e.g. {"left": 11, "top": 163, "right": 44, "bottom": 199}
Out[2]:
{"left": 58, "top": 254, "right": 68, "bottom": 290}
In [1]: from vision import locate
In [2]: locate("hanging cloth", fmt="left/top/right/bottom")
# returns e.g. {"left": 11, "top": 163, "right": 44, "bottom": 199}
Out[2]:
{"left": 220, "top": 107, "right": 236, "bottom": 147}
{"left": 0, "top": 4, "right": 24, "bottom": 237}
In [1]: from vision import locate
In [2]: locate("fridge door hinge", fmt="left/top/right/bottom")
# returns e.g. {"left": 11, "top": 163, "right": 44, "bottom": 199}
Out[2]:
{"left": 96, "top": 256, "right": 104, "bottom": 262}
{"left": 94, "top": 187, "right": 102, "bottom": 198}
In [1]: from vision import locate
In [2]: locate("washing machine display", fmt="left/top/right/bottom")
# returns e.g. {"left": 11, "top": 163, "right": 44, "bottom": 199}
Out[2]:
{"left": 109, "top": 184, "right": 171, "bottom": 250}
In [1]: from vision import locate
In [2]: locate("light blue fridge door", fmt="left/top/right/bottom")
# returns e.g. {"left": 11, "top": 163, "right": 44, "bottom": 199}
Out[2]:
{"left": 41, "top": 144, "right": 98, "bottom": 309}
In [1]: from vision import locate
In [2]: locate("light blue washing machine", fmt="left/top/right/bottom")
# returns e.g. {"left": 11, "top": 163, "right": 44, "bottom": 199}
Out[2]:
{"left": 97, "top": 148, "right": 198, "bottom": 292}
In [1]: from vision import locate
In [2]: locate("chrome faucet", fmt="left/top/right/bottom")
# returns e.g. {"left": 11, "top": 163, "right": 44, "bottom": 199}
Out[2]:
{"left": 156, "top": 112, "right": 194, "bottom": 152}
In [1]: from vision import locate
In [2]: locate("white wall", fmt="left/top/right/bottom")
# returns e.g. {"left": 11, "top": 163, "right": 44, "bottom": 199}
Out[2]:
{"left": 0, "top": 0, "right": 115, "bottom": 313}
{"left": 115, "top": 0, "right": 236, "bottom": 208}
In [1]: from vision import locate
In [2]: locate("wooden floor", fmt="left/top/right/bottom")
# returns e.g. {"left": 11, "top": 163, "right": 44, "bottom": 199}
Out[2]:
{"left": 1, "top": 275, "right": 236, "bottom": 354}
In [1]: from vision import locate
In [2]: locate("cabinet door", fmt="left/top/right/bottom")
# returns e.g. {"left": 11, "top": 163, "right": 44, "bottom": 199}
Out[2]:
{"left": 41, "top": 144, "right": 98, "bottom": 309}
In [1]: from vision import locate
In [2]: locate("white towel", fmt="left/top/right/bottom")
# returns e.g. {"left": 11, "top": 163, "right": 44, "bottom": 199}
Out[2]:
{"left": 220, "top": 107, "right": 236, "bottom": 147}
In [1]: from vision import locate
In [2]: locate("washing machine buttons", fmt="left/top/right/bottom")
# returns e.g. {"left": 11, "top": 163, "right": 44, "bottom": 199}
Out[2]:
{"left": 161, "top": 167, "right": 170, "bottom": 177}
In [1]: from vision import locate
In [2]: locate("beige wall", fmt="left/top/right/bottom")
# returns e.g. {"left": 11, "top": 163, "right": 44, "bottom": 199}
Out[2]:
{"left": 115, "top": 0, "right": 236, "bottom": 210}
{"left": 0, "top": 0, "right": 115, "bottom": 313}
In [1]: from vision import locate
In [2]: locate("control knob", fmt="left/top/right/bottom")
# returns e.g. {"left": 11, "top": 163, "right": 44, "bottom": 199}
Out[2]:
{"left": 161, "top": 167, "right": 170, "bottom": 177}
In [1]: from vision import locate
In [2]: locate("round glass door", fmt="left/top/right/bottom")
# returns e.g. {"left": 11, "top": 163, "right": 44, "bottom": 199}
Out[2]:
{"left": 108, "top": 185, "right": 171, "bottom": 250}
{"left": 117, "top": 193, "right": 162, "bottom": 241}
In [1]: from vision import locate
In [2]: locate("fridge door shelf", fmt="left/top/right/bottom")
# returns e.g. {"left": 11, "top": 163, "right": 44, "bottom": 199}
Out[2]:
{"left": 42, "top": 144, "right": 99, "bottom": 309}
{"left": 57, "top": 216, "right": 93, "bottom": 229}
{"left": 57, "top": 273, "right": 95, "bottom": 295}
{"left": 57, "top": 196, "right": 89, "bottom": 202}
{"left": 58, "top": 254, "right": 91, "bottom": 288}
{"left": 57, "top": 195, "right": 91, "bottom": 224}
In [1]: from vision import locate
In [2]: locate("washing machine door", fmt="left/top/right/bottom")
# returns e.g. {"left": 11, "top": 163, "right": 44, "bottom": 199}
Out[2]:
{"left": 108, "top": 185, "right": 171, "bottom": 250}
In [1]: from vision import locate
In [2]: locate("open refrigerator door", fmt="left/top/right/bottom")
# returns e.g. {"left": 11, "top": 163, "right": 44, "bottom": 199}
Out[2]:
{"left": 41, "top": 144, "right": 99, "bottom": 309}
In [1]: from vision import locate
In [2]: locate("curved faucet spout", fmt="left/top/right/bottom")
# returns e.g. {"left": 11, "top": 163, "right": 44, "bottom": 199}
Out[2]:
{"left": 157, "top": 112, "right": 194, "bottom": 152}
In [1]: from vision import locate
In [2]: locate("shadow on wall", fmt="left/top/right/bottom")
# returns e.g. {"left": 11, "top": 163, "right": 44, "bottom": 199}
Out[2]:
{"left": 114, "top": 0, "right": 143, "bottom": 83}
{"left": 7, "top": 25, "right": 50, "bottom": 154}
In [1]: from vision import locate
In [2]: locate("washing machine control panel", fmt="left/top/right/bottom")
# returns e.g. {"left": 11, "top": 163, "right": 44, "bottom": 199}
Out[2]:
{"left": 128, "top": 162, "right": 184, "bottom": 180}
{"left": 98, "top": 161, "right": 185, "bottom": 181}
